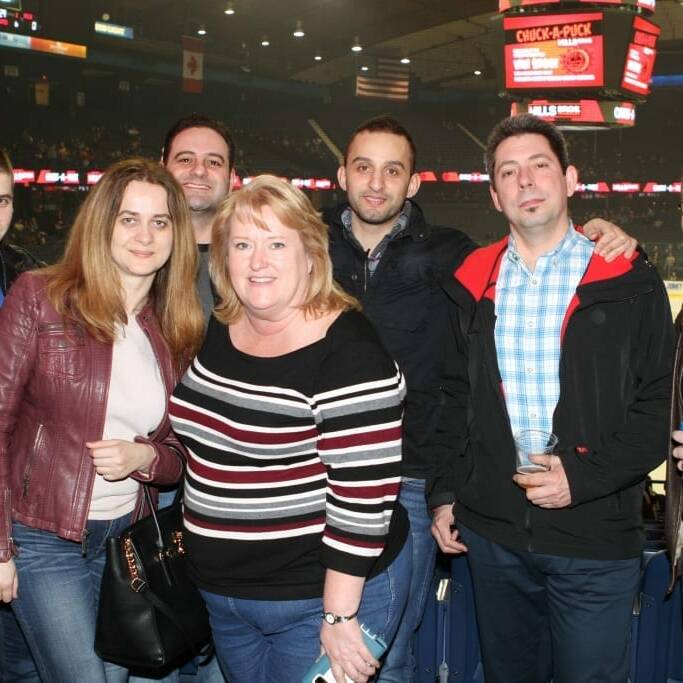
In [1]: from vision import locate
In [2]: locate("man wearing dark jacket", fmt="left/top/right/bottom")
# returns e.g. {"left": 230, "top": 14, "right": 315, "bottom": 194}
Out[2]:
{"left": 326, "top": 116, "right": 637, "bottom": 682}
{"left": 0, "top": 150, "right": 40, "bottom": 302}
{"left": 326, "top": 117, "right": 475, "bottom": 681}
{"left": 430, "top": 114, "right": 673, "bottom": 683}
{"left": 0, "top": 148, "right": 41, "bottom": 682}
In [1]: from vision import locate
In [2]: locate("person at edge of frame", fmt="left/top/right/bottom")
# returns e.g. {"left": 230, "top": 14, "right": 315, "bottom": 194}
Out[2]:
{"left": 430, "top": 113, "right": 674, "bottom": 683}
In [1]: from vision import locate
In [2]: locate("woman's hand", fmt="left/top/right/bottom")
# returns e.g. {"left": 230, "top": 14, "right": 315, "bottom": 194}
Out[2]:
{"left": 0, "top": 559, "right": 18, "bottom": 603}
{"left": 320, "top": 619, "right": 379, "bottom": 683}
{"left": 86, "top": 440, "right": 155, "bottom": 481}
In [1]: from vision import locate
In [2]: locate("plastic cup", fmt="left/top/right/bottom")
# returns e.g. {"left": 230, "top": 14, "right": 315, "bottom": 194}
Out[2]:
{"left": 514, "top": 429, "right": 558, "bottom": 474}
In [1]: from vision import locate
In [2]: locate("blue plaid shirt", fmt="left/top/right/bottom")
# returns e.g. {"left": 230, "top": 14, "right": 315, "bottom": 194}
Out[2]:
{"left": 494, "top": 226, "right": 594, "bottom": 437}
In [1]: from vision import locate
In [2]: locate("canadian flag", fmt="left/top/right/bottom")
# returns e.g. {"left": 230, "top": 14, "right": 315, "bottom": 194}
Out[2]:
{"left": 182, "top": 36, "right": 203, "bottom": 94}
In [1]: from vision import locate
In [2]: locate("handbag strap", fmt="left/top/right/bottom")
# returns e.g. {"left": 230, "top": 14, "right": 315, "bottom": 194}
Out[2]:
{"left": 137, "top": 581, "right": 209, "bottom": 660}
{"left": 140, "top": 480, "right": 186, "bottom": 551}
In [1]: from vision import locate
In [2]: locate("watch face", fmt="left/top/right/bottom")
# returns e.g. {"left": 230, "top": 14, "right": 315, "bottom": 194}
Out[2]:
{"left": 324, "top": 613, "right": 335, "bottom": 625}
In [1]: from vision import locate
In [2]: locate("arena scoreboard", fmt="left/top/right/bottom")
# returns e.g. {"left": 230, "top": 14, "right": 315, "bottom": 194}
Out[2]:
{"left": 500, "top": 0, "right": 655, "bottom": 10}
{"left": 0, "top": 7, "right": 39, "bottom": 33}
{"left": 499, "top": 0, "right": 660, "bottom": 128}
{"left": 504, "top": 12, "right": 605, "bottom": 89}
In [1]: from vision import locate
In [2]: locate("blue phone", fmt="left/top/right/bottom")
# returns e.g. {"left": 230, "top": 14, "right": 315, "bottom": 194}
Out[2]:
{"left": 301, "top": 624, "right": 387, "bottom": 683}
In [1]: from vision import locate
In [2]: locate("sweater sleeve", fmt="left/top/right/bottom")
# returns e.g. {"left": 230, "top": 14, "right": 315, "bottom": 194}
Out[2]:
{"left": 314, "top": 317, "right": 405, "bottom": 577}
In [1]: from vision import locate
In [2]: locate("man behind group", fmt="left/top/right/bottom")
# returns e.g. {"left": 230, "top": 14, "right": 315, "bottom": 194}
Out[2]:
{"left": 327, "top": 115, "right": 636, "bottom": 681}
{"left": 161, "top": 114, "right": 235, "bottom": 321}
{"left": 431, "top": 114, "right": 673, "bottom": 682}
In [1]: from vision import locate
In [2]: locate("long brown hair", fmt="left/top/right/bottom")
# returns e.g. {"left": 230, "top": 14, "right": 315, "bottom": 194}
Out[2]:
{"left": 210, "top": 174, "right": 360, "bottom": 324}
{"left": 43, "top": 157, "right": 204, "bottom": 364}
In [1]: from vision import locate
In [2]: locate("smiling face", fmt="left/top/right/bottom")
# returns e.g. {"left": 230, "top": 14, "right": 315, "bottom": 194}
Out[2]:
{"left": 164, "top": 126, "right": 232, "bottom": 216}
{"left": 0, "top": 172, "right": 13, "bottom": 242}
{"left": 489, "top": 133, "right": 577, "bottom": 240}
{"left": 110, "top": 180, "right": 174, "bottom": 290}
{"left": 227, "top": 205, "right": 312, "bottom": 322}
{"left": 337, "top": 130, "right": 420, "bottom": 237}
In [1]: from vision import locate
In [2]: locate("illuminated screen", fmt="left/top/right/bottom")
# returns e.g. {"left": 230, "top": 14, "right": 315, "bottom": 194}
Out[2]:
{"left": 621, "top": 16, "right": 660, "bottom": 95}
{"left": 511, "top": 99, "right": 636, "bottom": 127}
{"left": 500, "top": 0, "right": 654, "bottom": 9}
{"left": 504, "top": 13, "right": 604, "bottom": 89}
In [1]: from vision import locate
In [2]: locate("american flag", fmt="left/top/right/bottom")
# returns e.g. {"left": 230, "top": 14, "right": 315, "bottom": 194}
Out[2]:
{"left": 356, "top": 58, "right": 410, "bottom": 101}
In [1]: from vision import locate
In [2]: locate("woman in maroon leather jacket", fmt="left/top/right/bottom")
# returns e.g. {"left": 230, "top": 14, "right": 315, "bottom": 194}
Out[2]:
{"left": 0, "top": 158, "right": 204, "bottom": 681}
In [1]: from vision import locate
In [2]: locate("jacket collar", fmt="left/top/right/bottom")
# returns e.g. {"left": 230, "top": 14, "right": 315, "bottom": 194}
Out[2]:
{"left": 450, "top": 231, "right": 641, "bottom": 304}
{"left": 325, "top": 199, "right": 431, "bottom": 243}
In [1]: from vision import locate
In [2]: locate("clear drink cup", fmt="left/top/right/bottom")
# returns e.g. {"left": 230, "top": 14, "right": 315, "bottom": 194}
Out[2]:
{"left": 514, "top": 429, "right": 558, "bottom": 474}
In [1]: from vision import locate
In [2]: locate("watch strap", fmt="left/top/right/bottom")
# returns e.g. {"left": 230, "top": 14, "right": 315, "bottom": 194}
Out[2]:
{"left": 322, "top": 608, "right": 359, "bottom": 624}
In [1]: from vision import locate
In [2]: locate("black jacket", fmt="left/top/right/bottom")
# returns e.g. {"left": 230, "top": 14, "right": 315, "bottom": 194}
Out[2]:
{"left": 429, "top": 236, "right": 674, "bottom": 560}
{"left": 326, "top": 200, "right": 476, "bottom": 480}
{"left": 0, "top": 242, "right": 41, "bottom": 297}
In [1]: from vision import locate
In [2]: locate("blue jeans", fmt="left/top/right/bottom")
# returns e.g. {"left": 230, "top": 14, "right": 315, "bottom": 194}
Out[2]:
{"left": 128, "top": 486, "right": 225, "bottom": 683}
{"left": 11, "top": 516, "right": 131, "bottom": 683}
{"left": 377, "top": 477, "right": 436, "bottom": 683}
{"left": 459, "top": 524, "right": 641, "bottom": 683}
{"left": 201, "top": 533, "right": 412, "bottom": 683}
{"left": 0, "top": 604, "right": 40, "bottom": 682}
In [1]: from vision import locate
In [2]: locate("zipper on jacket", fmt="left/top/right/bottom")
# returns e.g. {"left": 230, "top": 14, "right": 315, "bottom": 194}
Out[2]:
{"left": 22, "top": 424, "right": 44, "bottom": 499}
{"left": 363, "top": 249, "right": 370, "bottom": 292}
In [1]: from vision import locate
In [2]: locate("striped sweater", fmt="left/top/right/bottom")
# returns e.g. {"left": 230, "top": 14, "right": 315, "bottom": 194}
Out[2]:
{"left": 169, "top": 310, "right": 408, "bottom": 600}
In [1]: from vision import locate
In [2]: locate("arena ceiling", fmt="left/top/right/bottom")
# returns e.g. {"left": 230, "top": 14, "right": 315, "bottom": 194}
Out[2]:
{"left": 34, "top": 0, "right": 683, "bottom": 88}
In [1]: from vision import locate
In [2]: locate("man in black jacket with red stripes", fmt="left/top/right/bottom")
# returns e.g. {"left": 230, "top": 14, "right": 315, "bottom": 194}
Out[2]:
{"left": 430, "top": 114, "right": 673, "bottom": 683}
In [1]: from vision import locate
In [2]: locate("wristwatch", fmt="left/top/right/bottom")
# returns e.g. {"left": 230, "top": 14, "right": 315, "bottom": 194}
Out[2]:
{"left": 322, "top": 608, "right": 359, "bottom": 625}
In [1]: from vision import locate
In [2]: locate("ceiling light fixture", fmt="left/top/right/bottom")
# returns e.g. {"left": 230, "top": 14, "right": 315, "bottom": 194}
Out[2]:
{"left": 400, "top": 57, "right": 410, "bottom": 64}
{"left": 224, "top": 3, "right": 235, "bottom": 15}
{"left": 474, "top": 69, "right": 482, "bottom": 76}
{"left": 361, "top": 65, "right": 369, "bottom": 72}
{"left": 197, "top": 25, "right": 207, "bottom": 36}
{"left": 314, "top": 53, "right": 322, "bottom": 61}
{"left": 261, "top": 36, "right": 270, "bottom": 46}
{"left": 293, "top": 20, "right": 305, "bottom": 38}
{"left": 351, "top": 37, "right": 362, "bottom": 53}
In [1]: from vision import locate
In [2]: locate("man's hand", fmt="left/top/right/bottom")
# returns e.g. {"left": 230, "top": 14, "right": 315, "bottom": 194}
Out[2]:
{"left": 672, "top": 430, "right": 683, "bottom": 472}
{"left": 512, "top": 454, "right": 572, "bottom": 508}
{"left": 431, "top": 504, "right": 468, "bottom": 554}
{"left": 583, "top": 218, "right": 637, "bottom": 262}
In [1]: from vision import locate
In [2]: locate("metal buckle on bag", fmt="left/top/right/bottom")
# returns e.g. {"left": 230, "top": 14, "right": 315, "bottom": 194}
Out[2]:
{"left": 172, "top": 530, "right": 185, "bottom": 556}
{"left": 123, "top": 536, "right": 146, "bottom": 592}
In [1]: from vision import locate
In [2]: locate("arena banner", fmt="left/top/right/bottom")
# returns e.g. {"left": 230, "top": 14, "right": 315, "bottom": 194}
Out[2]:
{"left": 181, "top": 35, "right": 203, "bottom": 94}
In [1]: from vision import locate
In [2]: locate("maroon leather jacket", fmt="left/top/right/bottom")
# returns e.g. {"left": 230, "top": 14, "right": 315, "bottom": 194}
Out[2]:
{"left": 0, "top": 272, "right": 185, "bottom": 562}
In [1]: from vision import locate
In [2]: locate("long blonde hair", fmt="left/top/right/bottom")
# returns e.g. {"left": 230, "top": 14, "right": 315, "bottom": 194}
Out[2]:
{"left": 210, "top": 174, "right": 359, "bottom": 324}
{"left": 43, "top": 157, "right": 204, "bottom": 365}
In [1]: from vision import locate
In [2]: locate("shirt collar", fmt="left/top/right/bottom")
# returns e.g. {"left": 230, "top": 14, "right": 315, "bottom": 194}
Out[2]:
{"left": 506, "top": 221, "right": 589, "bottom": 268}
{"left": 341, "top": 200, "right": 412, "bottom": 245}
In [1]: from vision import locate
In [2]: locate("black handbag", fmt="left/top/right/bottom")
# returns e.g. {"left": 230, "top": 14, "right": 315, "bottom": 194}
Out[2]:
{"left": 95, "top": 485, "right": 212, "bottom": 669}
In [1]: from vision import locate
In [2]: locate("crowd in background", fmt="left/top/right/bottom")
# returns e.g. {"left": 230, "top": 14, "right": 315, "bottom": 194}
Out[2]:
{"left": 3, "top": 81, "right": 682, "bottom": 277}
